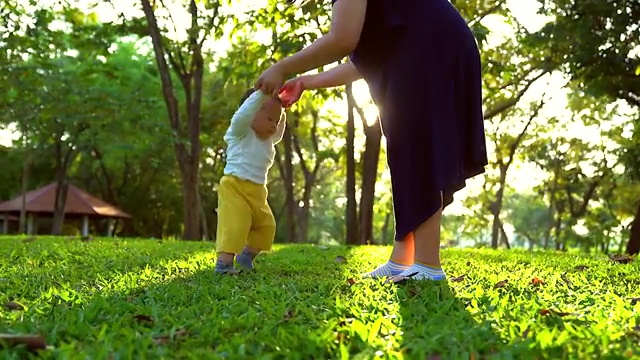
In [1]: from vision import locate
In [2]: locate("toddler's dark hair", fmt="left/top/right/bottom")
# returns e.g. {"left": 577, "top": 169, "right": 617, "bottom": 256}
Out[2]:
{"left": 239, "top": 88, "right": 257, "bottom": 108}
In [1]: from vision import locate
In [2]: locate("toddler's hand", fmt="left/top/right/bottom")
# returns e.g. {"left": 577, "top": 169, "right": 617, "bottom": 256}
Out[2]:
{"left": 278, "top": 78, "right": 305, "bottom": 108}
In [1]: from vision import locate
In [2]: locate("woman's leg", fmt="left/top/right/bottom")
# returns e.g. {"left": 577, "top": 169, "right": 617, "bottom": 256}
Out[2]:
{"left": 389, "top": 193, "right": 446, "bottom": 282}
{"left": 391, "top": 231, "right": 415, "bottom": 264}
{"left": 362, "top": 232, "right": 415, "bottom": 278}
{"left": 413, "top": 202, "right": 443, "bottom": 267}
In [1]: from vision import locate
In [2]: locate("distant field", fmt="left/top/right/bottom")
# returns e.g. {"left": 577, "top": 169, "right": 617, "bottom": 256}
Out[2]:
{"left": 1, "top": 236, "right": 638, "bottom": 359}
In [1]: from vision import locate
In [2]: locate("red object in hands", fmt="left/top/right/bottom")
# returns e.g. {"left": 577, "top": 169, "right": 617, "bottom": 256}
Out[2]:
{"left": 278, "top": 81, "right": 303, "bottom": 108}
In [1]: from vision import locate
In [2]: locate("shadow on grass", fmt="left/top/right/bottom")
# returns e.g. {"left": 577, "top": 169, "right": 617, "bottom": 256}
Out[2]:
{"left": 391, "top": 279, "right": 536, "bottom": 359}
{"left": 336, "top": 245, "right": 549, "bottom": 359}
{"left": 272, "top": 245, "right": 543, "bottom": 359}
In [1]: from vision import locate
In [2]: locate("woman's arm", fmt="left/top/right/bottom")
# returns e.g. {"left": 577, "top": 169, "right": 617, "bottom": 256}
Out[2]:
{"left": 277, "top": 0, "right": 367, "bottom": 76}
{"left": 302, "top": 61, "right": 363, "bottom": 90}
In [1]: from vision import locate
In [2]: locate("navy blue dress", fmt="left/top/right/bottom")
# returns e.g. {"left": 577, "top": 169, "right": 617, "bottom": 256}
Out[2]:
{"left": 334, "top": 0, "right": 488, "bottom": 242}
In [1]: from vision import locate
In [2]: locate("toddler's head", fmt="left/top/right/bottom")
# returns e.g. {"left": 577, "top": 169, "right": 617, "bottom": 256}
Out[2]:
{"left": 239, "top": 88, "right": 284, "bottom": 139}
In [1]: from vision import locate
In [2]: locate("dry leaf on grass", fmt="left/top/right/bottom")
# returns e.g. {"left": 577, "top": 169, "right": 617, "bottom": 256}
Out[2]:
{"left": 346, "top": 278, "right": 357, "bottom": 285}
{"left": 493, "top": 279, "right": 508, "bottom": 289}
{"left": 630, "top": 297, "right": 640, "bottom": 305}
{"left": 609, "top": 254, "right": 633, "bottom": 264}
{"left": 531, "top": 277, "right": 545, "bottom": 286}
{"left": 3, "top": 301, "right": 24, "bottom": 311}
{"left": 133, "top": 314, "right": 154, "bottom": 324}
{"left": 560, "top": 272, "right": 573, "bottom": 286}
{"left": 451, "top": 274, "right": 466, "bottom": 282}
{"left": 0, "top": 333, "right": 47, "bottom": 351}
{"left": 283, "top": 309, "right": 295, "bottom": 321}
{"left": 540, "top": 308, "right": 574, "bottom": 317}
{"left": 574, "top": 265, "right": 589, "bottom": 271}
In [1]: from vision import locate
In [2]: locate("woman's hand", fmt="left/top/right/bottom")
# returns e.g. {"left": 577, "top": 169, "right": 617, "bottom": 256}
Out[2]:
{"left": 255, "top": 63, "right": 286, "bottom": 97}
{"left": 278, "top": 77, "right": 306, "bottom": 107}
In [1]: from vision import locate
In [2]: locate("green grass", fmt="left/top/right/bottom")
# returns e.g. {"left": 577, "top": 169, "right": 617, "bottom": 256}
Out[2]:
{"left": 1, "top": 236, "right": 639, "bottom": 359}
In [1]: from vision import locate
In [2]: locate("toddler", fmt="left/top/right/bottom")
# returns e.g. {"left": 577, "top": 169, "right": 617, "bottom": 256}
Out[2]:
{"left": 215, "top": 88, "right": 286, "bottom": 274}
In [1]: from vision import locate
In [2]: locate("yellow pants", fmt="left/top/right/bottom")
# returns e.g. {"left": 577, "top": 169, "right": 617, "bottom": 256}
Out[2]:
{"left": 216, "top": 175, "right": 276, "bottom": 254}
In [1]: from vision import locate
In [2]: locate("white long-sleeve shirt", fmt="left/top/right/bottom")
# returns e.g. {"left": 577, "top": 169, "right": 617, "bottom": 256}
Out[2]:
{"left": 223, "top": 90, "right": 285, "bottom": 185}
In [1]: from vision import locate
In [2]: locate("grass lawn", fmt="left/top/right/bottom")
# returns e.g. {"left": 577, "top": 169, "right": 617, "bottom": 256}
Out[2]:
{"left": 1, "top": 236, "right": 639, "bottom": 359}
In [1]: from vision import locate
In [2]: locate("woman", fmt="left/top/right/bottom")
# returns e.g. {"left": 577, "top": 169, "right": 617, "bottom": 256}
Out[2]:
{"left": 255, "top": 0, "right": 488, "bottom": 283}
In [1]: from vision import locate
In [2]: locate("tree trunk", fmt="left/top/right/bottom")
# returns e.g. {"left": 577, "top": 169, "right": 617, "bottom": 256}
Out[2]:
{"left": 625, "top": 197, "right": 640, "bottom": 255}
{"left": 298, "top": 206, "right": 310, "bottom": 244}
{"left": 345, "top": 84, "right": 359, "bottom": 245}
{"left": 198, "top": 190, "right": 209, "bottom": 240}
{"left": 359, "top": 116, "right": 382, "bottom": 245}
{"left": 600, "top": 231, "right": 610, "bottom": 254}
{"left": 543, "top": 194, "right": 555, "bottom": 249}
{"left": 94, "top": 148, "right": 117, "bottom": 203}
{"left": 51, "top": 141, "right": 76, "bottom": 236}
{"left": 490, "top": 210, "right": 500, "bottom": 249}
{"left": 297, "top": 178, "right": 315, "bottom": 244}
{"left": 381, "top": 211, "right": 391, "bottom": 245}
{"left": 51, "top": 177, "right": 69, "bottom": 235}
{"left": 177, "top": 154, "right": 200, "bottom": 240}
{"left": 499, "top": 219, "right": 510, "bottom": 249}
{"left": 543, "top": 167, "right": 559, "bottom": 249}
{"left": 554, "top": 213, "right": 563, "bottom": 250}
{"left": 490, "top": 165, "right": 508, "bottom": 249}
{"left": 180, "top": 1, "right": 204, "bottom": 240}
{"left": 141, "top": 0, "right": 206, "bottom": 240}
{"left": 527, "top": 236, "right": 534, "bottom": 251}
{"left": 282, "top": 127, "right": 297, "bottom": 243}
{"left": 295, "top": 173, "right": 313, "bottom": 244}
{"left": 290, "top": 110, "right": 325, "bottom": 244}
{"left": 490, "top": 100, "right": 541, "bottom": 249}
{"left": 19, "top": 149, "right": 29, "bottom": 234}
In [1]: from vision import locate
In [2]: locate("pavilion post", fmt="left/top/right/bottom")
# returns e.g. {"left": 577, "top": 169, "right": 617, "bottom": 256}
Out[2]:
{"left": 26, "top": 213, "right": 34, "bottom": 235}
{"left": 2, "top": 215, "right": 8, "bottom": 234}
{"left": 106, "top": 218, "right": 115, "bottom": 237}
{"left": 82, "top": 215, "right": 89, "bottom": 236}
